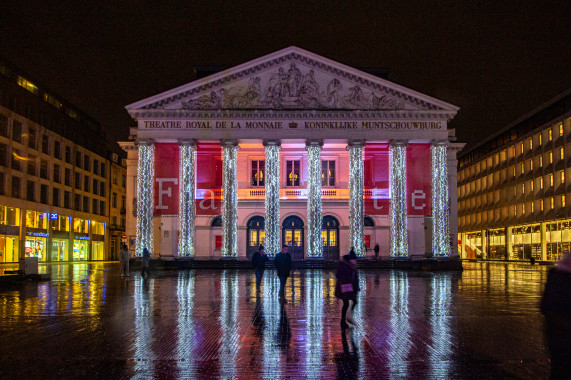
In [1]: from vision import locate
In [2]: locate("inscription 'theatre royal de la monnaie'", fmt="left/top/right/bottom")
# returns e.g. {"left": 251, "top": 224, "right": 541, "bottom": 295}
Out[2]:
{"left": 142, "top": 120, "right": 443, "bottom": 130}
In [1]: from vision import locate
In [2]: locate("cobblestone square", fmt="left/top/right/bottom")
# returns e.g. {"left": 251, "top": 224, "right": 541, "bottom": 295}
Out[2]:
{"left": 0, "top": 262, "right": 550, "bottom": 379}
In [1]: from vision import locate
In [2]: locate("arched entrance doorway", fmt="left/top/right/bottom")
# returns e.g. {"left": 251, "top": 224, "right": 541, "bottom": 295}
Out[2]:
{"left": 282, "top": 215, "right": 304, "bottom": 260}
{"left": 246, "top": 216, "right": 265, "bottom": 259}
{"left": 364, "top": 216, "right": 375, "bottom": 255}
{"left": 322, "top": 215, "right": 340, "bottom": 260}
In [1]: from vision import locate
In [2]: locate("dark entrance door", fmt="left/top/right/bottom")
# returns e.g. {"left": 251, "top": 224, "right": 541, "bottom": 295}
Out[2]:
{"left": 282, "top": 215, "right": 304, "bottom": 260}
{"left": 322, "top": 215, "right": 340, "bottom": 260}
{"left": 246, "top": 216, "right": 265, "bottom": 259}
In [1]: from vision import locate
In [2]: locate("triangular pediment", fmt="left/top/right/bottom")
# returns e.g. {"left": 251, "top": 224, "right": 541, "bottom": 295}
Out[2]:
{"left": 126, "top": 46, "right": 459, "bottom": 114}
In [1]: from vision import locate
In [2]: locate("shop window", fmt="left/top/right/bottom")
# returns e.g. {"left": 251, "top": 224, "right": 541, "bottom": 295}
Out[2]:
{"left": 74, "top": 218, "right": 89, "bottom": 233}
{"left": 251, "top": 160, "right": 265, "bottom": 187}
{"left": 92, "top": 241, "right": 104, "bottom": 260}
{"left": 26, "top": 210, "right": 47, "bottom": 229}
{"left": 11, "top": 176, "right": 21, "bottom": 198}
{"left": 12, "top": 121, "right": 22, "bottom": 143}
{"left": 40, "top": 184, "right": 48, "bottom": 204}
{"left": 91, "top": 221, "right": 104, "bottom": 235}
{"left": 73, "top": 240, "right": 88, "bottom": 261}
{"left": 25, "top": 237, "right": 46, "bottom": 261}
{"left": 26, "top": 181, "right": 35, "bottom": 202}
{"left": 52, "top": 215, "right": 70, "bottom": 232}
{"left": 0, "top": 206, "right": 20, "bottom": 226}
{"left": 286, "top": 160, "right": 300, "bottom": 187}
{"left": 321, "top": 160, "right": 336, "bottom": 187}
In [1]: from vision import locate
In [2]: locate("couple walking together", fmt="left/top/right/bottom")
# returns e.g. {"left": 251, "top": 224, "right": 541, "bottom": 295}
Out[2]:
{"left": 252, "top": 244, "right": 292, "bottom": 303}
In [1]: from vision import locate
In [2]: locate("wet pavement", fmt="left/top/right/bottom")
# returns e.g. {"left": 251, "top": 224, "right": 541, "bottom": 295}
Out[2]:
{"left": 0, "top": 262, "right": 551, "bottom": 379}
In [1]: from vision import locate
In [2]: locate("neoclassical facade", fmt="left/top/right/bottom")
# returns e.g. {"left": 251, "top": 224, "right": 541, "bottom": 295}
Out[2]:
{"left": 120, "top": 47, "right": 464, "bottom": 260}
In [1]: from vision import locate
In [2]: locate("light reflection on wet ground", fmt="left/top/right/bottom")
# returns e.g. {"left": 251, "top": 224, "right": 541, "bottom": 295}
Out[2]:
{"left": 0, "top": 262, "right": 550, "bottom": 378}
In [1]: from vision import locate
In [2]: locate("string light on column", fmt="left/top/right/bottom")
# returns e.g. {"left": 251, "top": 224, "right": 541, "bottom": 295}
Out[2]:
{"left": 348, "top": 141, "right": 365, "bottom": 257}
{"left": 136, "top": 140, "right": 155, "bottom": 257}
{"left": 178, "top": 140, "right": 195, "bottom": 257}
{"left": 306, "top": 141, "right": 323, "bottom": 258}
{"left": 390, "top": 141, "right": 408, "bottom": 257}
{"left": 264, "top": 141, "right": 281, "bottom": 257}
{"left": 222, "top": 140, "right": 239, "bottom": 257}
{"left": 432, "top": 141, "right": 450, "bottom": 257}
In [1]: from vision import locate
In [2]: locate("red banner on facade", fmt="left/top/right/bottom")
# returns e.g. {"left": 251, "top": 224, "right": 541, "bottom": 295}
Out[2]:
{"left": 407, "top": 143, "right": 431, "bottom": 215}
{"left": 154, "top": 143, "right": 180, "bottom": 215}
{"left": 364, "top": 143, "right": 390, "bottom": 215}
{"left": 195, "top": 143, "right": 223, "bottom": 215}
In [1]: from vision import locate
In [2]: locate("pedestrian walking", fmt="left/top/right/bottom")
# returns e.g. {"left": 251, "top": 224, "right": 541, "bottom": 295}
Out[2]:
{"left": 349, "top": 246, "right": 356, "bottom": 258}
{"left": 374, "top": 243, "right": 380, "bottom": 260}
{"left": 141, "top": 247, "right": 150, "bottom": 278}
{"left": 119, "top": 244, "right": 130, "bottom": 276}
{"left": 541, "top": 251, "right": 571, "bottom": 379}
{"left": 274, "top": 244, "right": 292, "bottom": 304}
{"left": 335, "top": 253, "right": 360, "bottom": 329}
{"left": 252, "top": 245, "right": 269, "bottom": 290}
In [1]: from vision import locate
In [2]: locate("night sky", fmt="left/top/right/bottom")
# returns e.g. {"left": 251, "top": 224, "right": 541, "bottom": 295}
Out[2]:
{"left": 1, "top": 1, "right": 569, "bottom": 150}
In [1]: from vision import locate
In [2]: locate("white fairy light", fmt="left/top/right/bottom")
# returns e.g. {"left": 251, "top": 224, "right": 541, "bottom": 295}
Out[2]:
{"left": 178, "top": 141, "right": 195, "bottom": 257}
{"left": 306, "top": 141, "right": 323, "bottom": 258}
{"left": 222, "top": 141, "right": 239, "bottom": 257}
{"left": 264, "top": 142, "right": 281, "bottom": 257}
{"left": 432, "top": 142, "right": 450, "bottom": 257}
{"left": 390, "top": 142, "right": 408, "bottom": 257}
{"left": 136, "top": 141, "right": 155, "bottom": 257}
{"left": 348, "top": 142, "right": 365, "bottom": 257}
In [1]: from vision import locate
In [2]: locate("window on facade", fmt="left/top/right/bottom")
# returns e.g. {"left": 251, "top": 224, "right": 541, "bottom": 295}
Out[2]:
{"left": 83, "top": 155, "right": 90, "bottom": 172}
{"left": 54, "top": 140, "right": 61, "bottom": 159}
{"left": 521, "top": 184, "right": 525, "bottom": 194}
{"left": 93, "top": 179, "right": 98, "bottom": 195}
{"left": 40, "top": 184, "right": 48, "bottom": 204}
{"left": 93, "top": 159, "right": 99, "bottom": 176}
{"left": 26, "top": 181, "right": 35, "bottom": 202}
{"left": 28, "top": 127, "right": 37, "bottom": 149}
{"left": 53, "top": 164, "right": 61, "bottom": 183}
{"left": 74, "top": 194, "right": 81, "bottom": 211}
{"left": 52, "top": 216, "right": 69, "bottom": 232}
{"left": 41, "top": 135, "right": 49, "bottom": 154}
{"left": 11, "top": 176, "right": 20, "bottom": 198}
{"left": 561, "top": 171, "right": 565, "bottom": 184}
{"left": 538, "top": 133, "right": 542, "bottom": 146}
{"left": 529, "top": 159, "right": 533, "bottom": 171}
{"left": 27, "top": 155, "right": 36, "bottom": 175}
{"left": 520, "top": 143, "right": 524, "bottom": 155}
{"left": 286, "top": 160, "right": 300, "bottom": 187}
{"left": 550, "top": 197, "right": 554, "bottom": 209}
{"left": 84, "top": 176, "right": 90, "bottom": 192}
{"left": 0, "top": 173, "right": 4, "bottom": 195}
{"left": 520, "top": 163, "right": 524, "bottom": 174}
{"left": 64, "top": 191, "right": 70, "bottom": 209}
{"left": 121, "top": 196, "right": 126, "bottom": 210}
{"left": 40, "top": 159, "right": 48, "bottom": 179}
{"left": 92, "top": 199, "right": 98, "bottom": 215}
{"left": 539, "top": 155, "right": 543, "bottom": 167}
{"left": 65, "top": 146, "right": 71, "bottom": 163}
{"left": 0, "top": 143, "right": 6, "bottom": 166}
{"left": 99, "top": 201, "right": 105, "bottom": 216}
{"left": 550, "top": 174, "right": 554, "bottom": 187}
{"left": 83, "top": 197, "right": 89, "bottom": 213}
{"left": 53, "top": 188, "right": 60, "bottom": 206}
{"left": 560, "top": 147, "right": 564, "bottom": 160}
{"left": 531, "top": 202, "right": 535, "bottom": 213}
{"left": 251, "top": 160, "right": 265, "bottom": 187}
{"left": 112, "top": 171, "right": 117, "bottom": 185}
{"left": 64, "top": 168, "right": 71, "bottom": 186}
{"left": 26, "top": 211, "right": 46, "bottom": 229}
{"left": 559, "top": 123, "right": 564, "bottom": 137}
{"left": 73, "top": 218, "right": 88, "bottom": 233}
{"left": 549, "top": 129, "right": 553, "bottom": 141}
{"left": 540, "top": 177, "right": 544, "bottom": 189}
{"left": 528, "top": 138, "right": 533, "bottom": 150}
{"left": 522, "top": 203, "right": 525, "bottom": 215}
{"left": 75, "top": 151, "right": 82, "bottom": 168}
{"left": 112, "top": 192, "right": 117, "bottom": 208}
{"left": 100, "top": 183, "right": 105, "bottom": 197}
{"left": 0, "top": 115, "right": 8, "bottom": 137}
{"left": 549, "top": 152, "right": 553, "bottom": 164}
{"left": 321, "top": 160, "right": 336, "bottom": 187}
{"left": 530, "top": 180, "right": 534, "bottom": 192}
{"left": 101, "top": 163, "right": 106, "bottom": 178}
{"left": 541, "top": 199, "right": 544, "bottom": 211}
{"left": 75, "top": 172, "right": 81, "bottom": 189}
{"left": 562, "top": 195, "right": 566, "bottom": 208}
{"left": 12, "top": 121, "right": 22, "bottom": 143}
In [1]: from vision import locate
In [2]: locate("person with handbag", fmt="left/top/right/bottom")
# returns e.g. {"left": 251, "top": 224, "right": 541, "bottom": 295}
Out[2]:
{"left": 251, "top": 245, "right": 269, "bottom": 291}
{"left": 335, "top": 253, "right": 360, "bottom": 329}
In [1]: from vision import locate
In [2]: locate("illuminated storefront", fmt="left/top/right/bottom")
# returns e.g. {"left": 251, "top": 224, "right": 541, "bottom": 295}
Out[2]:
{"left": 73, "top": 239, "right": 89, "bottom": 261}
{"left": 0, "top": 205, "right": 20, "bottom": 263}
{"left": 25, "top": 234, "right": 48, "bottom": 261}
{"left": 92, "top": 241, "right": 104, "bottom": 261}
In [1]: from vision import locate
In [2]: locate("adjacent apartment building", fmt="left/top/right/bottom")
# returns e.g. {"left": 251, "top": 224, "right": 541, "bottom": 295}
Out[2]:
{"left": 458, "top": 89, "right": 571, "bottom": 261}
{"left": 0, "top": 58, "right": 125, "bottom": 263}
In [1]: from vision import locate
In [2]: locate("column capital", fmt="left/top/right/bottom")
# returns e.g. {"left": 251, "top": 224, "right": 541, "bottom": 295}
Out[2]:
{"left": 263, "top": 139, "right": 281, "bottom": 148}
{"left": 221, "top": 139, "right": 240, "bottom": 150}
{"left": 346, "top": 139, "right": 366, "bottom": 150}
{"left": 431, "top": 139, "right": 449, "bottom": 147}
{"left": 135, "top": 139, "right": 155, "bottom": 147}
{"left": 389, "top": 139, "right": 408, "bottom": 147}
{"left": 177, "top": 139, "right": 196, "bottom": 147}
{"left": 305, "top": 139, "right": 323, "bottom": 149}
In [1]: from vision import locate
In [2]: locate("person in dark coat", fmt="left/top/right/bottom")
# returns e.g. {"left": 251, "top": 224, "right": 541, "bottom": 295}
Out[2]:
{"left": 336, "top": 254, "right": 360, "bottom": 329}
{"left": 541, "top": 252, "right": 571, "bottom": 379}
{"left": 274, "top": 245, "right": 292, "bottom": 303}
{"left": 141, "top": 248, "right": 150, "bottom": 278}
{"left": 251, "top": 245, "right": 269, "bottom": 290}
{"left": 374, "top": 243, "right": 380, "bottom": 260}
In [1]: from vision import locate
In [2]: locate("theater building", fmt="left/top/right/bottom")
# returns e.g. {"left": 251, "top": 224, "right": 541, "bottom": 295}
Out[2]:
{"left": 120, "top": 47, "right": 463, "bottom": 260}
{"left": 458, "top": 89, "right": 571, "bottom": 262}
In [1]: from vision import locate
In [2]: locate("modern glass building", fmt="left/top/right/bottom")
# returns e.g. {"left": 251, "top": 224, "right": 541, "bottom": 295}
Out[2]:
{"left": 458, "top": 89, "right": 571, "bottom": 261}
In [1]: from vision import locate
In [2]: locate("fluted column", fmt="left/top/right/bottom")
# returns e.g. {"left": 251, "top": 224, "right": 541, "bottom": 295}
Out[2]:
{"left": 221, "top": 140, "right": 239, "bottom": 257}
{"left": 348, "top": 140, "right": 365, "bottom": 257}
{"left": 264, "top": 140, "right": 281, "bottom": 257}
{"left": 136, "top": 140, "right": 155, "bottom": 257}
{"left": 390, "top": 140, "right": 408, "bottom": 257}
{"left": 306, "top": 140, "right": 323, "bottom": 258}
{"left": 432, "top": 141, "right": 450, "bottom": 257}
{"left": 178, "top": 139, "right": 196, "bottom": 257}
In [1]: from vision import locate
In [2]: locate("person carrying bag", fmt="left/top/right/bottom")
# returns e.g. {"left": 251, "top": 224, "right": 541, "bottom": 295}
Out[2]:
{"left": 335, "top": 253, "right": 360, "bottom": 329}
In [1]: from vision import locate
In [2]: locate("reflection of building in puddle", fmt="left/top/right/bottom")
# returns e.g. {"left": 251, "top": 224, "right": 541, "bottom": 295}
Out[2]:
{"left": 304, "top": 271, "right": 323, "bottom": 377}
{"left": 262, "top": 275, "right": 281, "bottom": 378}
{"left": 176, "top": 271, "right": 195, "bottom": 376}
{"left": 219, "top": 270, "right": 238, "bottom": 378}
{"left": 389, "top": 271, "right": 411, "bottom": 377}
{"left": 429, "top": 274, "right": 452, "bottom": 378}
{"left": 134, "top": 276, "right": 155, "bottom": 376}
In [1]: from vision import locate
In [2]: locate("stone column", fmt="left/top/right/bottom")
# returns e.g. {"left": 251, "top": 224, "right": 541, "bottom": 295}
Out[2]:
{"left": 306, "top": 140, "right": 323, "bottom": 258}
{"left": 432, "top": 141, "right": 450, "bottom": 257}
{"left": 264, "top": 140, "right": 281, "bottom": 257}
{"left": 221, "top": 140, "right": 239, "bottom": 258}
{"left": 348, "top": 140, "right": 365, "bottom": 257}
{"left": 135, "top": 140, "right": 155, "bottom": 257}
{"left": 390, "top": 140, "right": 408, "bottom": 257}
{"left": 178, "top": 139, "right": 196, "bottom": 257}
